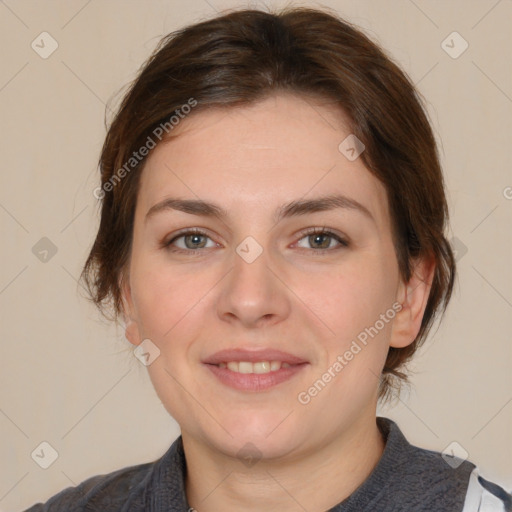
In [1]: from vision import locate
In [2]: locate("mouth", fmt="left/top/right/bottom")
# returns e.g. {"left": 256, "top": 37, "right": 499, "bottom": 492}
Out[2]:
{"left": 203, "top": 348, "right": 309, "bottom": 391}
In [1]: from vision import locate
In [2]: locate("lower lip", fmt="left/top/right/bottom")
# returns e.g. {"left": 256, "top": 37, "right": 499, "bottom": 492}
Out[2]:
{"left": 204, "top": 363, "right": 308, "bottom": 391}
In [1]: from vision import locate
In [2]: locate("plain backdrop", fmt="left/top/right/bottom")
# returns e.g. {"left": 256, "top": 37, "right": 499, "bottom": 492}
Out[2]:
{"left": 0, "top": 0, "right": 511, "bottom": 510}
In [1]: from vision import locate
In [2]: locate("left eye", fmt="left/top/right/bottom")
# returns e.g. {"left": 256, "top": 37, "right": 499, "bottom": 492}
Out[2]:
{"left": 295, "top": 229, "right": 348, "bottom": 250}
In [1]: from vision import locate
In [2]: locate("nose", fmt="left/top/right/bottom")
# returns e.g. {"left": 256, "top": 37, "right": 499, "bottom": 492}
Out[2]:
{"left": 216, "top": 241, "right": 292, "bottom": 329}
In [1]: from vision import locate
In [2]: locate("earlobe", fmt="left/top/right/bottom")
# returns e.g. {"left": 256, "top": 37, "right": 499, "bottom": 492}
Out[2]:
{"left": 124, "top": 318, "right": 142, "bottom": 346}
{"left": 390, "top": 256, "right": 436, "bottom": 349}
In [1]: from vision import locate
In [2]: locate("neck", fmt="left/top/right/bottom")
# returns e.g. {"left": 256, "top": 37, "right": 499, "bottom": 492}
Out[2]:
{"left": 183, "top": 413, "right": 385, "bottom": 512}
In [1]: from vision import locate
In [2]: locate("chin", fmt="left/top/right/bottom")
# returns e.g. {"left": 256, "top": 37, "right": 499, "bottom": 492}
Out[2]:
{"left": 204, "top": 410, "right": 305, "bottom": 461}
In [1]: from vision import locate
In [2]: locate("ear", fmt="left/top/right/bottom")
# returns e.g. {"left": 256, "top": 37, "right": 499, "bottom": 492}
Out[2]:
{"left": 119, "top": 272, "right": 142, "bottom": 347}
{"left": 390, "top": 254, "right": 436, "bottom": 349}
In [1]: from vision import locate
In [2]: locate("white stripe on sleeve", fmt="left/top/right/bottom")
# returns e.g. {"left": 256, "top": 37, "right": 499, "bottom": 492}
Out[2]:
{"left": 462, "top": 468, "right": 507, "bottom": 512}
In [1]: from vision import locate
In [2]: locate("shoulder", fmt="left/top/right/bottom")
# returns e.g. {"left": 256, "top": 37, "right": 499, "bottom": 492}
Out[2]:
{"left": 23, "top": 435, "right": 188, "bottom": 511}
{"left": 366, "top": 418, "right": 511, "bottom": 511}
{"left": 397, "top": 432, "right": 512, "bottom": 511}
{"left": 23, "top": 459, "right": 155, "bottom": 511}
{"left": 405, "top": 445, "right": 512, "bottom": 510}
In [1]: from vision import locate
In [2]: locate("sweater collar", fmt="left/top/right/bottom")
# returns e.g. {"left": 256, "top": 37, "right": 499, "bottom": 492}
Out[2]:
{"left": 149, "top": 417, "right": 420, "bottom": 511}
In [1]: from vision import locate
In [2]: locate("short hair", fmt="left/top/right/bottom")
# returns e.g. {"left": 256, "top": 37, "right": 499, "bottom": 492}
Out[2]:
{"left": 80, "top": 6, "right": 456, "bottom": 403}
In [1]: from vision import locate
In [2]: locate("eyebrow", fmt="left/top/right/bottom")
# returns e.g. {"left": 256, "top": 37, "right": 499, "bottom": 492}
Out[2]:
{"left": 145, "top": 193, "right": 375, "bottom": 224}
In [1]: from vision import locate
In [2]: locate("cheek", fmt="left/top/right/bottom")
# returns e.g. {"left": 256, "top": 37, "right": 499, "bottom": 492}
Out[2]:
{"left": 131, "top": 260, "right": 211, "bottom": 342}
{"left": 293, "top": 255, "right": 395, "bottom": 341}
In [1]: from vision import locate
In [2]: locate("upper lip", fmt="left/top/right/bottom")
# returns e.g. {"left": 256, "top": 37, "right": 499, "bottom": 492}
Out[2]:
{"left": 203, "top": 348, "right": 308, "bottom": 365}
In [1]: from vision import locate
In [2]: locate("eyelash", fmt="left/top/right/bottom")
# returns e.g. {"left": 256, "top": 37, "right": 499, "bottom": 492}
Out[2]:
{"left": 162, "top": 227, "right": 349, "bottom": 256}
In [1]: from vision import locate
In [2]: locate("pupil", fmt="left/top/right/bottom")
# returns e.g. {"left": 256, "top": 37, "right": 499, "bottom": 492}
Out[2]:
{"left": 187, "top": 234, "right": 205, "bottom": 248}
{"left": 311, "top": 234, "right": 328, "bottom": 248}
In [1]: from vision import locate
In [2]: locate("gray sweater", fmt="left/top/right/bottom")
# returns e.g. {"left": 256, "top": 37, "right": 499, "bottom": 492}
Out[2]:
{"left": 24, "top": 417, "right": 511, "bottom": 511}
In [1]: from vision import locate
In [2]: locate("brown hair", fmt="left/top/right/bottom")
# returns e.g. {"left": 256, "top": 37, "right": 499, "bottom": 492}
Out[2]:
{"left": 80, "top": 6, "right": 456, "bottom": 402}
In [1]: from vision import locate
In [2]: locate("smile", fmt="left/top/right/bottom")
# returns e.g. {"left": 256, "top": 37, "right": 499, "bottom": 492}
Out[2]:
{"left": 202, "top": 348, "right": 309, "bottom": 391}
{"left": 217, "top": 361, "right": 291, "bottom": 373}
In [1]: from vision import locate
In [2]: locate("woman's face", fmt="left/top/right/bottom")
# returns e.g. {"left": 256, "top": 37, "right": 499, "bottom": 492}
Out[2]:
{"left": 122, "top": 92, "right": 421, "bottom": 460}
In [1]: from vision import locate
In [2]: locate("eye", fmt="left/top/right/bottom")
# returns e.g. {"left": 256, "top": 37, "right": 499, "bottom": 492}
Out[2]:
{"left": 295, "top": 227, "right": 349, "bottom": 252}
{"left": 164, "top": 228, "right": 217, "bottom": 253}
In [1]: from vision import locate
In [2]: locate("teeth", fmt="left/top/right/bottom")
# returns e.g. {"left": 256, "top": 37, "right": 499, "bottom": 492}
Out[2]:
{"left": 270, "top": 361, "right": 281, "bottom": 371}
{"left": 238, "top": 362, "right": 253, "bottom": 374}
{"left": 220, "top": 361, "right": 290, "bottom": 374}
{"left": 227, "top": 361, "right": 239, "bottom": 372}
{"left": 253, "top": 361, "right": 270, "bottom": 374}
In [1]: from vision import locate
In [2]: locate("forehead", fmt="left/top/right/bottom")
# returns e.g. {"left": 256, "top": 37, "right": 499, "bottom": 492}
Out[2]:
{"left": 136, "top": 92, "right": 390, "bottom": 231}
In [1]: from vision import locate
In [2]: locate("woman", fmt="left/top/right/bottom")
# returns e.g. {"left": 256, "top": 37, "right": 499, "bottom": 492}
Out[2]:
{"left": 26, "top": 6, "right": 511, "bottom": 511}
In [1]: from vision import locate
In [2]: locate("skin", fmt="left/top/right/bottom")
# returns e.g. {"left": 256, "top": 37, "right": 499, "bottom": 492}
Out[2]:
{"left": 121, "top": 92, "right": 434, "bottom": 511}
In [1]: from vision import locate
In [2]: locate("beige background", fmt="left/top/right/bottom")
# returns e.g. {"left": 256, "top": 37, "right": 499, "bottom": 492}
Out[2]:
{"left": 1, "top": 0, "right": 511, "bottom": 510}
